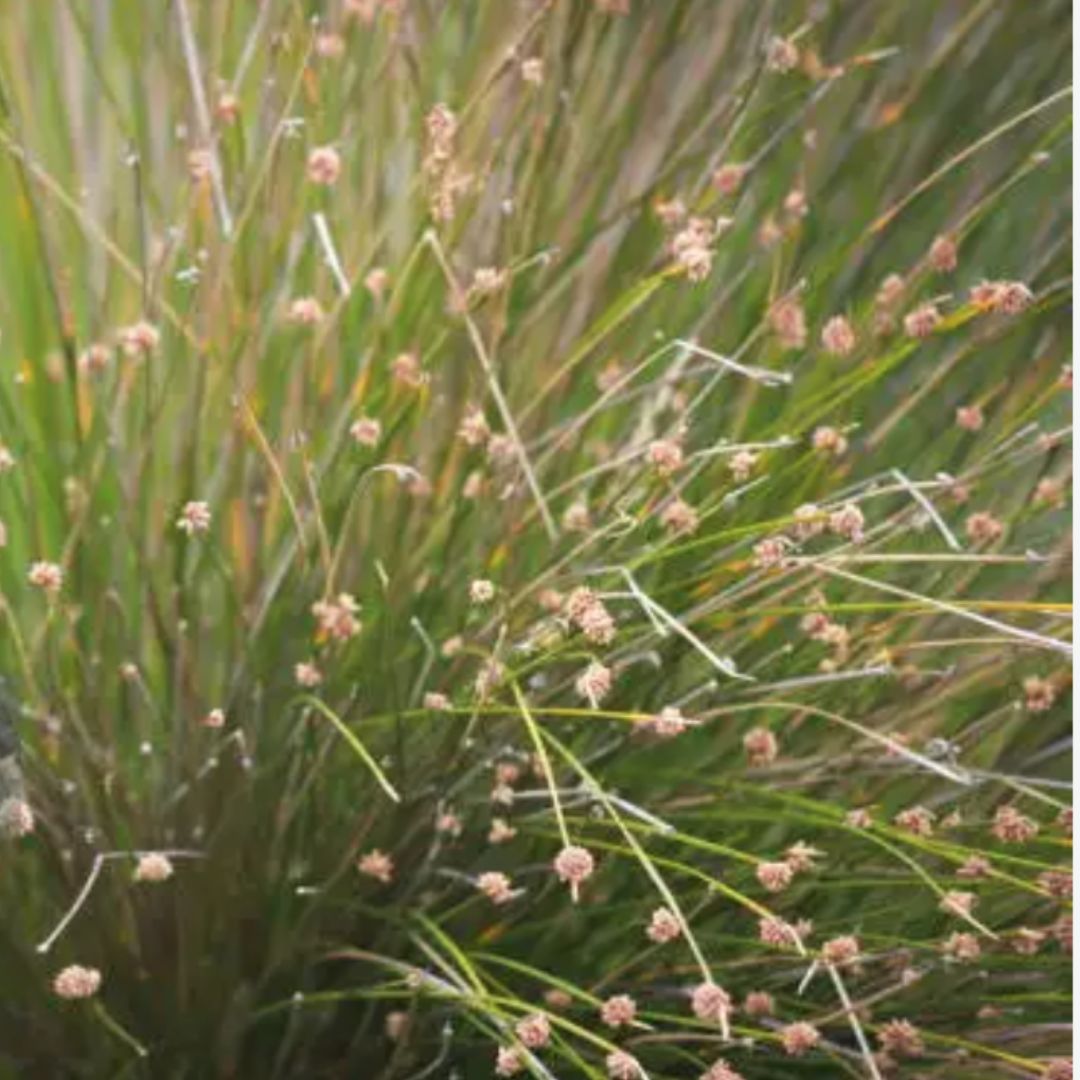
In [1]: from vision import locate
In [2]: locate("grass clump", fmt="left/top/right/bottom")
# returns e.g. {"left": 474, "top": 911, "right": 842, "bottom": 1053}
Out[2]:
{"left": 0, "top": 0, "right": 1071, "bottom": 1076}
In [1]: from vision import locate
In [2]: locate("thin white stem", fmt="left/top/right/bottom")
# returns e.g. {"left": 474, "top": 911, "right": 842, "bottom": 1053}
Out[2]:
{"left": 744, "top": 666, "right": 893, "bottom": 694}
{"left": 619, "top": 569, "right": 753, "bottom": 681}
{"left": 826, "top": 963, "right": 884, "bottom": 1080}
{"left": 230, "top": 0, "right": 275, "bottom": 93}
{"left": 424, "top": 230, "right": 558, "bottom": 541}
{"left": 891, "top": 468, "right": 962, "bottom": 551}
{"left": 313, "top": 212, "right": 351, "bottom": 297}
{"left": 675, "top": 337, "right": 793, "bottom": 386}
{"left": 174, "top": 0, "right": 234, "bottom": 237}
{"left": 38, "top": 849, "right": 204, "bottom": 953}
{"left": 814, "top": 562, "right": 1072, "bottom": 657}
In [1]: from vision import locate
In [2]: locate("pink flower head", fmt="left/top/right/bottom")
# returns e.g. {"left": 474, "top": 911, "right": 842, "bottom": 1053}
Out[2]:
{"left": 712, "top": 163, "right": 746, "bottom": 196}
{"left": 605, "top": 1050, "right": 642, "bottom": 1080}
{"left": 295, "top": 661, "right": 323, "bottom": 688}
{"left": 646, "top": 905, "right": 682, "bottom": 943}
{"left": 965, "top": 511, "right": 1004, "bottom": 545}
{"left": 495, "top": 1046, "right": 523, "bottom": 1076}
{"left": 201, "top": 707, "right": 225, "bottom": 729}
{"left": 784, "top": 188, "right": 808, "bottom": 218}
{"left": 565, "top": 586, "right": 599, "bottom": 624}
{"left": 561, "top": 588, "right": 615, "bottom": 643}
{"left": 421, "top": 101, "right": 455, "bottom": 157}
{"left": 1011, "top": 927, "right": 1046, "bottom": 955}
{"left": 216, "top": 93, "right": 240, "bottom": 124}
{"left": 575, "top": 661, "right": 613, "bottom": 706}
{"left": 942, "top": 931, "right": 981, "bottom": 962}
{"left": 466, "top": 268, "right": 507, "bottom": 304}
{"left": 729, "top": 449, "right": 758, "bottom": 482}
{"left": 489, "top": 818, "right": 517, "bottom": 845}
{"left": 554, "top": 845, "right": 595, "bottom": 900}
{"left": 652, "top": 706, "right": 689, "bottom": 738}
{"left": 820, "top": 315, "right": 856, "bottom": 356}
{"left": 307, "top": 145, "right": 342, "bottom": 186}
{"left": 765, "top": 35, "right": 800, "bottom": 72}
{"left": 188, "top": 148, "right": 213, "bottom": 183}
{"left": 828, "top": 503, "right": 865, "bottom": 542}
{"left": 28, "top": 561, "right": 64, "bottom": 593}
{"left": 562, "top": 501, "right": 591, "bottom": 533}
{"left": 350, "top": 416, "right": 382, "bottom": 447}
{"left": 53, "top": 965, "right": 102, "bottom": 1000}
{"left": 1023, "top": 675, "right": 1057, "bottom": 712}
{"left": 647, "top": 438, "right": 684, "bottom": 476}
{"left": 770, "top": 297, "right": 807, "bottom": 349}
{"left": 690, "top": 981, "right": 732, "bottom": 1027}
{"left": 670, "top": 217, "right": 715, "bottom": 281}
{"left": 520, "top": 57, "right": 544, "bottom": 85}
{"left": 752, "top": 536, "right": 790, "bottom": 569}
{"left": 287, "top": 296, "right": 324, "bottom": 325}
{"left": 1044, "top": 1061, "right": 1072, "bottom": 1080}
{"left": 176, "top": 500, "right": 211, "bottom": 535}
{"left": 458, "top": 405, "right": 491, "bottom": 447}
{"left": 780, "top": 1021, "right": 820, "bottom": 1056}
{"left": 970, "top": 280, "right": 1033, "bottom": 315}
{"left": 578, "top": 602, "right": 616, "bottom": 645}
{"left": 756, "top": 860, "right": 794, "bottom": 893}
{"left": 515, "top": 1012, "right": 551, "bottom": 1049}
{"left": 0, "top": 798, "right": 35, "bottom": 838}
{"left": 315, "top": 32, "right": 345, "bottom": 58}
{"left": 474, "top": 657, "right": 505, "bottom": 701}
{"left": 600, "top": 993, "right": 637, "bottom": 1028}
{"left": 701, "top": 1060, "right": 746, "bottom": 1080}
{"left": 955, "top": 405, "right": 984, "bottom": 431}
{"left": 134, "top": 853, "right": 174, "bottom": 883}
{"left": 928, "top": 234, "right": 958, "bottom": 272}
{"left": 78, "top": 343, "right": 110, "bottom": 376}
{"left": 660, "top": 498, "right": 699, "bottom": 536}
{"left": 784, "top": 841, "right": 823, "bottom": 874}
{"left": 894, "top": 805, "right": 936, "bottom": 837}
{"left": 743, "top": 727, "right": 778, "bottom": 766}
{"left": 792, "top": 503, "right": 827, "bottom": 539}
{"left": 903, "top": 303, "right": 941, "bottom": 339}
{"left": 758, "top": 916, "right": 804, "bottom": 950}
{"left": 992, "top": 805, "right": 1039, "bottom": 844}
{"left": 876, "top": 273, "right": 906, "bottom": 311}
{"left": 742, "top": 990, "right": 774, "bottom": 1017}
{"left": 939, "top": 890, "right": 977, "bottom": 918}
{"left": 364, "top": 268, "right": 389, "bottom": 299}
{"left": 812, "top": 425, "right": 849, "bottom": 457}
{"left": 312, "top": 593, "right": 362, "bottom": 641}
{"left": 654, "top": 197, "right": 687, "bottom": 226}
{"left": 1033, "top": 477, "right": 1066, "bottom": 509}
{"left": 879, "top": 1018, "right": 924, "bottom": 1058}
{"left": 469, "top": 578, "right": 496, "bottom": 605}
{"left": 821, "top": 934, "right": 860, "bottom": 966}
{"left": 957, "top": 855, "right": 991, "bottom": 879}
{"left": 357, "top": 849, "right": 394, "bottom": 884}
{"left": 1038, "top": 870, "right": 1072, "bottom": 899}
{"left": 118, "top": 320, "right": 161, "bottom": 357}
{"left": 476, "top": 871, "right": 514, "bottom": 905}
{"left": 391, "top": 351, "right": 427, "bottom": 389}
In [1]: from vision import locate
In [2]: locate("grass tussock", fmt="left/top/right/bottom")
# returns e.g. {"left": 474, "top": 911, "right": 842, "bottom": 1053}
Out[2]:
{"left": 0, "top": 0, "right": 1072, "bottom": 1076}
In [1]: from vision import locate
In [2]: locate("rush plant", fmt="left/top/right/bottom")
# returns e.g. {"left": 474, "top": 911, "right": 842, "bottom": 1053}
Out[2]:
{"left": 0, "top": 1, "right": 1071, "bottom": 1077}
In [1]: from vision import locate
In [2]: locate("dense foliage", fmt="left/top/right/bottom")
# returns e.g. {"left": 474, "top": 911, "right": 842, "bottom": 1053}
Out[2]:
{"left": 0, "top": 1, "right": 1072, "bottom": 1076}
